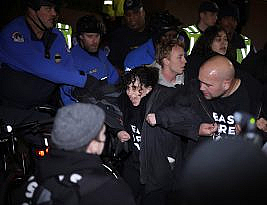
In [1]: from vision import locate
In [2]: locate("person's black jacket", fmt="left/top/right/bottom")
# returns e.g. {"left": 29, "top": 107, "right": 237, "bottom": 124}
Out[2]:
{"left": 161, "top": 79, "right": 262, "bottom": 160}
{"left": 20, "top": 149, "right": 136, "bottom": 205}
{"left": 240, "top": 45, "right": 267, "bottom": 85}
{"left": 154, "top": 82, "right": 211, "bottom": 163}
{"left": 106, "top": 26, "right": 150, "bottom": 72}
{"left": 119, "top": 84, "right": 201, "bottom": 193}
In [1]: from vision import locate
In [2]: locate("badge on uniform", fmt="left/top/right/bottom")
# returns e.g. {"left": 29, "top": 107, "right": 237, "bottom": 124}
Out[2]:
{"left": 54, "top": 53, "right": 62, "bottom": 64}
{"left": 12, "top": 32, "right": 24, "bottom": 43}
{"left": 89, "top": 69, "right": 97, "bottom": 74}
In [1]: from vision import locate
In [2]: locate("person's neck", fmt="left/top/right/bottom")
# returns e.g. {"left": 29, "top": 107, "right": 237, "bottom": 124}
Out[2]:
{"left": 161, "top": 68, "right": 178, "bottom": 84}
{"left": 222, "top": 78, "right": 241, "bottom": 98}
{"left": 227, "top": 31, "right": 234, "bottom": 41}
{"left": 26, "top": 15, "right": 45, "bottom": 40}
{"left": 197, "top": 21, "right": 208, "bottom": 32}
{"left": 129, "top": 24, "right": 145, "bottom": 33}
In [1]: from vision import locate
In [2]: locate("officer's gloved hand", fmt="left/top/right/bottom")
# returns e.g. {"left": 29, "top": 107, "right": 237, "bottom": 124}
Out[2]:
{"left": 72, "top": 75, "right": 106, "bottom": 101}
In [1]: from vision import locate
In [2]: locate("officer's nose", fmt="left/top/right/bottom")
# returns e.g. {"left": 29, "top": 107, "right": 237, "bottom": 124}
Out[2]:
{"left": 50, "top": 7, "right": 57, "bottom": 17}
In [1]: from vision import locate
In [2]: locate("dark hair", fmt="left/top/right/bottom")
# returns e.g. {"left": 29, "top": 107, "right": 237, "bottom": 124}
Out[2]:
{"left": 191, "top": 25, "right": 234, "bottom": 60}
{"left": 123, "top": 66, "right": 159, "bottom": 90}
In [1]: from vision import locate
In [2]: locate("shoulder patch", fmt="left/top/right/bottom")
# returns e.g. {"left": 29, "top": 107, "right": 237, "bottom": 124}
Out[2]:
{"left": 12, "top": 32, "right": 24, "bottom": 43}
{"left": 89, "top": 68, "right": 98, "bottom": 74}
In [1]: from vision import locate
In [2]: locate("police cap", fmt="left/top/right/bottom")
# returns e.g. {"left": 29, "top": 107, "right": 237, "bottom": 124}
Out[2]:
{"left": 124, "top": 0, "right": 143, "bottom": 12}
{"left": 199, "top": 1, "right": 219, "bottom": 13}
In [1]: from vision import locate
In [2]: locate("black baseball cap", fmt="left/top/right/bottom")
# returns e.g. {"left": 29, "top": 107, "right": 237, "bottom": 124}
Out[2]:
{"left": 199, "top": 1, "right": 219, "bottom": 13}
{"left": 124, "top": 0, "right": 143, "bottom": 12}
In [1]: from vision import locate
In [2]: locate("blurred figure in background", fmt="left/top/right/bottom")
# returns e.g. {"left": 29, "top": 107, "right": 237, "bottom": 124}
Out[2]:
{"left": 106, "top": 0, "right": 150, "bottom": 73}
{"left": 218, "top": 4, "right": 256, "bottom": 63}
{"left": 183, "top": 1, "right": 219, "bottom": 55}
{"left": 180, "top": 138, "right": 267, "bottom": 205}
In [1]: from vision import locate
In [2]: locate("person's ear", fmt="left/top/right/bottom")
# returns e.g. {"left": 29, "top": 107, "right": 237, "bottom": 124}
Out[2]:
{"left": 200, "top": 12, "right": 205, "bottom": 19}
{"left": 223, "top": 80, "right": 231, "bottom": 90}
{"left": 140, "top": 8, "right": 145, "bottom": 17}
{"left": 145, "top": 86, "right": 152, "bottom": 95}
{"left": 86, "top": 140, "right": 99, "bottom": 154}
{"left": 162, "top": 57, "right": 169, "bottom": 66}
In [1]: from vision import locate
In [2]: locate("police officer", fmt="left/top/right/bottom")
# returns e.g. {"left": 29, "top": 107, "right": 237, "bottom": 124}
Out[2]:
{"left": 0, "top": 0, "right": 101, "bottom": 124}
{"left": 61, "top": 15, "right": 120, "bottom": 105}
{"left": 183, "top": 1, "right": 219, "bottom": 55}
{"left": 218, "top": 4, "right": 255, "bottom": 63}
{"left": 106, "top": 0, "right": 150, "bottom": 73}
{"left": 124, "top": 10, "right": 187, "bottom": 71}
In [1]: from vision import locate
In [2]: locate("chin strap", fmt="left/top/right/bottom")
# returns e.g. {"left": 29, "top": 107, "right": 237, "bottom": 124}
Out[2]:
{"left": 27, "top": 12, "right": 47, "bottom": 32}
{"left": 42, "top": 30, "right": 57, "bottom": 59}
{"left": 27, "top": 11, "right": 57, "bottom": 59}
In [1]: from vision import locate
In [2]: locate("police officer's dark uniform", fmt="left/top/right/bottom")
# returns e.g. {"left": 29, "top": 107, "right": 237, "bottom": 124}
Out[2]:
{"left": 106, "top": 0, "right": 150, "bottom": 73}
{"left": 218, "top": 5, "right": 255, "bottom": 63}
{"left": 124, "top": 10, "right": 187, "bottom": 71}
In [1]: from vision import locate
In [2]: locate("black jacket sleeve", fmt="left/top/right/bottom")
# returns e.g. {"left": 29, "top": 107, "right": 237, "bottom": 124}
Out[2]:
{"left": 156, "top": 104, "right": 201, "bottom": 141}
{"left": 153, "top": 83, "right": 203, "bottom": 141}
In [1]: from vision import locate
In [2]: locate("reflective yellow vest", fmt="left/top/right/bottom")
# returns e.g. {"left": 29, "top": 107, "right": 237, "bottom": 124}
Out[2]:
{"left": 236, "top": 34, "right": 251, "bottom": 63}
{"left": 183, "top": 24, "right": 202, "bottom": 55}
{"left": 102, "top": 0, "right": 125, "bottom": 17}
{"left": 56, "top": 23, "right": 72, "bottom": 49}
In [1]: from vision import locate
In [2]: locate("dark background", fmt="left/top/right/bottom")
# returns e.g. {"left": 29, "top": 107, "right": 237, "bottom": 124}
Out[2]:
{"left": 0, "top": 0, "right": 266, "bottom": 50}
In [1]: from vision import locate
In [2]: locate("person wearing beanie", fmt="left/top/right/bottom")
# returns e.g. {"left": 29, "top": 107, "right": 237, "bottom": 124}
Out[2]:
{"left": 18, "top": 103, "right": 136, "bottom": 205}
{"left": 218, "top": 4, "right": 256, "bottom": 63}
{"left": 183, "top": 1, "right": 219, "bottom": 55}
{"left": 60, "top": 14, "right": 120, "bottom": 105}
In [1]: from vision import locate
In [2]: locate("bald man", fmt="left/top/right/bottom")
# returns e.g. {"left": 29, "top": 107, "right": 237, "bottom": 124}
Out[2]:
{"left": 197, "top": 55, "right": 255, "bottom": 139}
{"left": 199, "top": 55, "right": 240, "bottom": 100}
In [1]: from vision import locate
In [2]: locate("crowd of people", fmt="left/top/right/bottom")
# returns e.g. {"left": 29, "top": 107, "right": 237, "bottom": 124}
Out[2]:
{"left": 1, "top": 0, "right": 267, "bottom": 205}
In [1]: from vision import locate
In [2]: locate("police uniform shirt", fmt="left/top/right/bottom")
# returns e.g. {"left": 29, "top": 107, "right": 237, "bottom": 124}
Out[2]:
{"left": 71, "top": 44, "right": 119, "bottom": 85}
{"left": 107, "top": 26, "right": 150, "bottom": 70}
{"left": 60, "top": 44, "right": 120, "bottom": 105}
{"left": 124, "top": 38, "right": 155, "bottom": 71}
{"left": 0, "top": 16, "right": 86, "bottom": 87}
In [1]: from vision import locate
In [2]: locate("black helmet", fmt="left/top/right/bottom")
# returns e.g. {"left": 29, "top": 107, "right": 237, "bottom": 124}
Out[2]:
{"left": 26, "top": 0, "right": 61, "bottom": 11}
{"left": 76, "top": 15, "right": 104, "bottom": 36}
{"left": 149, "top": 10, "right": 182, "bottom": 42}
{"left": 219, "top": 5, "right": 240, "bottom": 22}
